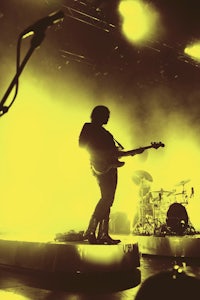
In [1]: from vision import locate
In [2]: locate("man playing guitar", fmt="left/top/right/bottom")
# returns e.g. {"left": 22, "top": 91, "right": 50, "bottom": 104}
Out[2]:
{"left": 79, "top": 105, "right": 164, "bottom": 245}
{"left": 79, "top": 105, "right": 151, "bottom": 245}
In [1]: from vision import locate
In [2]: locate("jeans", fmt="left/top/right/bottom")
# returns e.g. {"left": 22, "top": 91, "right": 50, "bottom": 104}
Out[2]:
{"left": 92, "top": 168, "right": 118, "bottom": 221}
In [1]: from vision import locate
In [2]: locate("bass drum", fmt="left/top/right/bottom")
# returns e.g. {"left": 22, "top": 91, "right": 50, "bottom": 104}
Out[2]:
{"left": 166, "top": 203, "right": 188, "bottom": 235}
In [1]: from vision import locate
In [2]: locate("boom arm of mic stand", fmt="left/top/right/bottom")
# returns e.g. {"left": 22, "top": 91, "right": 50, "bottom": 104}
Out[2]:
{"left": 0, "top": 31, "right": 45, "bottom": 117}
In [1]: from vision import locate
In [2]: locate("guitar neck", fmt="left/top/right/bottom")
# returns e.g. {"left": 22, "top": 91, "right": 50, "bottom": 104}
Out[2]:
{"left": 119, "top": 145, "right": 153, "bottom": 157}
{"left": 91, "top": 142, "right": 164, "bottom": 174}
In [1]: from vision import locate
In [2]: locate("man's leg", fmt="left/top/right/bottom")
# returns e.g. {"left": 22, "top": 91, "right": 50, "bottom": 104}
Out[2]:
{"left": 83, "top": 215, "right": 99, "bottom": 244}
{"left": 97, "top": 216, "right": 121, "bottom": 244}
{"left": 96, "top": 169, "right": 121, "bottom": 244}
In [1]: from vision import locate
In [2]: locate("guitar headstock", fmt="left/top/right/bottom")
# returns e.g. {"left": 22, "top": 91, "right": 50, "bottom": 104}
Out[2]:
{"left": 151, "top": 142, "right": 165, "bottom": 149}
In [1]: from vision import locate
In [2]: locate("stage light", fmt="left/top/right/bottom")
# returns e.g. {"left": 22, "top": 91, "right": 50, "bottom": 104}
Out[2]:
{"left": 118, "top": 0, "right": 160, "bottom": 45}
{"left": 184, "top": 41, "right": 200, "bottom": 62}
{"left": 0, "top": 291, "right": 29, "bottom": 300}
{"left": 80, "top": 244, "right": 122, "bottom": 266}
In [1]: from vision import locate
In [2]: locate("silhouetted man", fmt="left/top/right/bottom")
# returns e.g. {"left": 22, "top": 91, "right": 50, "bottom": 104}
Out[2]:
{"left": 79, "top": 105, "right": 123, "bottom": 245}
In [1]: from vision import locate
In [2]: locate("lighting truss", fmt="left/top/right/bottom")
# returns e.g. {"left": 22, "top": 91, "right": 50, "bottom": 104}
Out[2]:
{"left": 62, "top": 0, "right": 116, "bottom": 33}
{"left": 60, "top": 0, "right": 200, "bottom": 70}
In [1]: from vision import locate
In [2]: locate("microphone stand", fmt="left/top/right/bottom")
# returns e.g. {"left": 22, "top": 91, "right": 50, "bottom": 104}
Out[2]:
{"left": 0, "top": 30, "right": 46, "bottom": 117}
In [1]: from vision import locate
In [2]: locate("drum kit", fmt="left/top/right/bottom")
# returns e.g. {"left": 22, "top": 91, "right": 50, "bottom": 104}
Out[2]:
{"left": 132, "top": 171, "right": 196, "bottom": 236}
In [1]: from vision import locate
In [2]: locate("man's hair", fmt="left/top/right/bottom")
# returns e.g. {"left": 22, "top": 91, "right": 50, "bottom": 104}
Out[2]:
{"left": 90, "top": 105, "right": 109, "bottom": 121}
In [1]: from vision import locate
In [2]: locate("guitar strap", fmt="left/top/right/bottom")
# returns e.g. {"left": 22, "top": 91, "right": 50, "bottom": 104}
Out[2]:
{"left": 113, "top": 138, "right": 124, "bottom": 150}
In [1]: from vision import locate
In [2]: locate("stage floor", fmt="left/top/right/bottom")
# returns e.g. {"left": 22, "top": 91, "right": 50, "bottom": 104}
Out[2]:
{"left": 0, "top": 234, "right": 141, "bottom": 292}
{"left": 1, "top": 255, "right": 198, "bottom": 299}
{"left": 0, "top": 232, "right": 200, "bottom": 295}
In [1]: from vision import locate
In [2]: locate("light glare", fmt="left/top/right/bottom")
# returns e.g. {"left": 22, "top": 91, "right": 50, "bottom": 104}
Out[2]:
{"left": 184, "top": 41, "right": 200, "bottom": 61}
{"left": 118, "top": 0, "right": 161, "bottom": 44}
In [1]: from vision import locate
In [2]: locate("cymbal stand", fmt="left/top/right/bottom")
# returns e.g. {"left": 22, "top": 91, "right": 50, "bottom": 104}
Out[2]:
{"left": 132, "top": 180, "right": 144, "bottom": 234}
{"left": 151, "top": 193, "right": 163, "bottom": 233}
{"left": 180, "top": 182, "right": 188, "bottom": 204}
{"left": 133, "top": 179, "right": 154, "bottom": 235}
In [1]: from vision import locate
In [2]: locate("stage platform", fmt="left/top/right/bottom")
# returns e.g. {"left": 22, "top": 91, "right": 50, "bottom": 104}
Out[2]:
{"left": 0, "top": 235, "right": 141, "bottom": 291}
{"left": 133, "top": 234, "right": 200, "bottom": 260}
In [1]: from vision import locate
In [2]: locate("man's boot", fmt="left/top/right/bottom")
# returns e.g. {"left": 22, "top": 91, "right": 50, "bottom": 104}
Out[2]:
{"left": 97, "top": 219, "right": 121, "bottom": 245}
{"left": 83, "top": 216, "right": 99, "bottom": 244}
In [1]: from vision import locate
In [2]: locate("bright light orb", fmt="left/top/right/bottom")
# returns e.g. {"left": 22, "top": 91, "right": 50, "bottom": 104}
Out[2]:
{"left": 184, "top": 42, "right": 200, "bottom": 62}
{"left": 118, "top": 0, "right": 160, "bottom": 45}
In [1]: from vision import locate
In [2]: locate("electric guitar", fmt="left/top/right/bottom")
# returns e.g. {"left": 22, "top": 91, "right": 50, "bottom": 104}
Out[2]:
{"left": 91, "top": 142, "right": 165, "bottom": 175}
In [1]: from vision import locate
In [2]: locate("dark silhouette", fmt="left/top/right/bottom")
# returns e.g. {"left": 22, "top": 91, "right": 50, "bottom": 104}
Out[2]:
{"left": 79, "top": 105, "right": 124, "bottom": 245}
{"left": 79, "top": 106, "right": 165, "bottom": 243}
{"left": 135, "top": 265, "right": 200, "bottom": 300}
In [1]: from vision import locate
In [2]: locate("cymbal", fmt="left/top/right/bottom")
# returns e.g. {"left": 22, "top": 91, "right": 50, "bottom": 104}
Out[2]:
{"left": 175, "top": 190, "right": 187, "bottom": 196}
{"left": 167, "top": 190, "right": 176, "bottom": 196}
{"left": 152, "top": 189, "right": 175, "bottom": 197}
{"left": 175, "top": 179, "right": 190, "bottom": 186}
{"left": 152, "top": 189, "right": 171, "bottom": 194}
{"left": 132, "top": 170, "right": 153, "bottom": 185}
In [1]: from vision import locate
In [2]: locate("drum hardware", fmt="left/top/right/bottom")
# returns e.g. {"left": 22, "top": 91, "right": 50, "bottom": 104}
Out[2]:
{"left": 190, "top": 187, "right": 194, "bottom": 198}
{"left": 175, "top": 179, "right": 191, "bottom": 187}
{"left": 166, "top": 189, "right": 176, "bottom": 196}
{"left": 152, "top": 189, "right": 172, "bottom": 194}
{"left": 133, "top": 195, "right": 166, "bottom": 235}
{"left": 132, "top": 199, "right": 155, "bottom": 235}
{"left": 132, "top": 170, "right": 153, "bottom": 186}
{"left": 152, "top": 189, "right": 175, "bottom": 202}
{"left": 132, "top": 178, "right": 196, "bottom": 236}
{"left": 143, "top": 198, "right": 198, "bottom": 237}
{"left": 175, "top": 190, "right": 189, "bottom": 205}
{"left": 132, "top": 170, "right": 154, "bottom": 234}
{"left": 133, "top": 184, "right": 175, "bottom": 235}
{"left": 164, "top": 202, "right": 197, "bottom": 235}
{"left": 133, "top": 196, "right": 197, "bottom": 236}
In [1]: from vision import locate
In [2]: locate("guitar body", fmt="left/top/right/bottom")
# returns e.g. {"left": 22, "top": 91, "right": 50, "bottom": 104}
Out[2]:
{"left": 91, "top": 142, "right": 165, "bottom": 175}
{"left": 91, "top": 159, "right": 125, "bottom": 175}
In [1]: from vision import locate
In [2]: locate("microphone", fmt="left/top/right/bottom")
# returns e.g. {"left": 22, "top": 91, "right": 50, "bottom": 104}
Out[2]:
{"left": 0, "top": 105, "right": 9, "bottom": 114}
{"left": 21, "top": 10, "right": 64, "bottom": 37}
